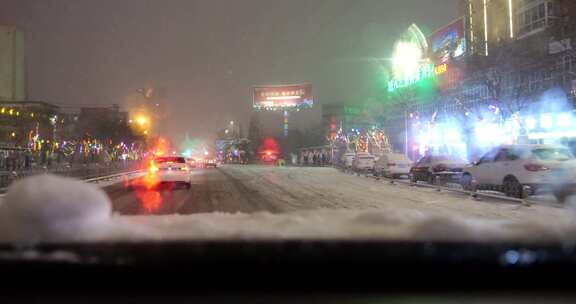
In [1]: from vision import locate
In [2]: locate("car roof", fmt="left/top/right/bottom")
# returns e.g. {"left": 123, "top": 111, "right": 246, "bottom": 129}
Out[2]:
{"left": 498, "top": 144, "right": 568, "bottom": 150}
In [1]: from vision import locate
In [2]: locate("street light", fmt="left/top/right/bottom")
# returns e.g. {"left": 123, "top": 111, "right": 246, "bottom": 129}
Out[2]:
{"left": 225, "top": 129, "right": 229, "bottom": 134}
{"left": 136, "top": 115, "right": 148, "bottom": 126}
{"left": 230, "top": 121, "right": 234, "bottom": 125}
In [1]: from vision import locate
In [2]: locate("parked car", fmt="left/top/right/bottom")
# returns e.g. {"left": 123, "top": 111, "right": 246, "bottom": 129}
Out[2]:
{"left": 461, "top": 144, "right": 576, "bottom": 202}
{"left": 205, "top": 158, "right": 218, "bottom": 168}
{"left": 352, "top": 152, "right": 375, "bottom": 172}
{"left": 341, "top": 152, "right": 356, "bottom": 169}
{"left": 374, "top": 153, "right": 412, "bottom": 178}
{"left": 410, "top": 154, "right": 467, "bottom": 185}
{"left": 186, "top": 158, "right": 197, "bottom": 168}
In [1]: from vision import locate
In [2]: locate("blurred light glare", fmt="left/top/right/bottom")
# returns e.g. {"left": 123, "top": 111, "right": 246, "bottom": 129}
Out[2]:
{"left": 136, "top": 116, "right": 148, "bottom": 126}
{"left": 540, "top": 114, "right": 553, "bottom": 129}
{"left": 558, "top": 113, "right": 572, "bottom": 128}
{"left": 525, "top": 117, "right": 537, "bottom": 130}
{"left": 392, "top": 41, "right": 423, "bottom": 78}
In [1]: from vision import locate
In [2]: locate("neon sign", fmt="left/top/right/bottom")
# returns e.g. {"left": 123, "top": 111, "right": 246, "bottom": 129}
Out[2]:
{"left": 435, "top": 63, "right": 448, "bottom": 75}
{"left": 387, "top": 63, "right": 449, "bottom": 92}
{"left": 388, "top": 64, "right": 435, "bottom": 92}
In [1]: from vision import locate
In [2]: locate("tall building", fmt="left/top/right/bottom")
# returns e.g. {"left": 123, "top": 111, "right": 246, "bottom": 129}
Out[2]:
{"left": 0, "top": 26, "right": 25, "bottom": 101}
{"left": 465, "top": 0, "right": 575, "bottom": 56}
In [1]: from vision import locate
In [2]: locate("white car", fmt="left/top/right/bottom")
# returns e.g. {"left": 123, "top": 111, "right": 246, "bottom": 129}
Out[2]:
{"left": 352, "top": 152, "right": 375, "bottom": 172}
{"left": 374, "top": 153, "right": 412, "bottom": 178}
{"left": 461, "top": 144, "right": 576, "bottom": 201}
{"left": 341, "top": 152, "right": 356, "bottom": 169}
{"left": 149, "top": 156, "right": 192, "bottom": 189}
{"left": 410, "top": 155, "right": 467, "bottom": 185}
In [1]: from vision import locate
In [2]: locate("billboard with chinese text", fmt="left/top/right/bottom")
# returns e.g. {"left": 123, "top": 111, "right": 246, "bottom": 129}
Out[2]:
{"left": 429, "top": 18, "right": 466, "bottom": 64}
{"left": 253, "top": 84, "right": 313, "bottom": 111}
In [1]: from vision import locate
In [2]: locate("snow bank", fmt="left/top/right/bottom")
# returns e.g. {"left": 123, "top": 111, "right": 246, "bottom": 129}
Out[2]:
{"left": 115, "top": 208, "right": 570, "bottom": 243}
{"left": 0, "top": 174, "right": 150, "bottom": 244}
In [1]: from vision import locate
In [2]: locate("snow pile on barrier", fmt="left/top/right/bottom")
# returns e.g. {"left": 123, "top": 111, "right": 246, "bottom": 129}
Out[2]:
{"left": 0, "top": 174, "right": 149, "bottom": 244}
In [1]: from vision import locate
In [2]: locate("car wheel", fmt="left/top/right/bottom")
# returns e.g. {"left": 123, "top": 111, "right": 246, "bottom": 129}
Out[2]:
{"left": 460, "top": 174, "right": 473, "bottom": 191}
{"left": 410, "top": 173, "right": 417, "bottom": 183}
{"left": 503, "top": 176, "right": 523, "bottom": 198}
{"left": 553, "top": 188, "right": 571, "bottom": 203}
{"left": 427, "top": 173, "right": 435, "bottom": 185}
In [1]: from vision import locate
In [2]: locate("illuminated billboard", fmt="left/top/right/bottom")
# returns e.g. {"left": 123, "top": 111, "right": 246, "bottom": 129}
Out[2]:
{"left": 429, "top": 18, "right": 466, "bottom": 64}
{"left": 253, "top": 84, "right": 313, "bottom": 111}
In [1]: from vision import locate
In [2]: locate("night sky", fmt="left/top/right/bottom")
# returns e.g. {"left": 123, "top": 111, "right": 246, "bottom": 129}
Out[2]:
{"left": 0, "top": 0, "right": 459, "bottom": 142}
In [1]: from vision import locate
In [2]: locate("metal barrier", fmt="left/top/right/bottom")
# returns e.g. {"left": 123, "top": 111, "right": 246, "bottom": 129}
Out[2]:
{"left": 340, "top": 165, "right": 536, "bottom": 207}
{"left": 0, "top": 169, "right": 144, "bottom": 196}
{"left": 0, "top": 161, "right": 141, "bottom": 191}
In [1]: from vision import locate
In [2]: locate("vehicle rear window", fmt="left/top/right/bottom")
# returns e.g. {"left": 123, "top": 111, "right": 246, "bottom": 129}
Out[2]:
{"left": 532, "top": 148, "right": 573, "bottom": 161}
{"left": 388, "top": 154, "right": 409, "bottom": 161}
{"left": 432, "top": 155, "right": 458, "bottom": 162}
{"left": 155, "top": 157, "right": 186, "bottom": 164}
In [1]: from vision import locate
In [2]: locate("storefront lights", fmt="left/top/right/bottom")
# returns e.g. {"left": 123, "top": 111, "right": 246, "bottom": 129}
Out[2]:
{"left": 540, "top": 114, "right": 553, "bottom": 129}
{"left": 557, "top": 113, "right": 572, "bottom": 128}
{"left": 525, "top": 117, "right": 537, "bottom": 130}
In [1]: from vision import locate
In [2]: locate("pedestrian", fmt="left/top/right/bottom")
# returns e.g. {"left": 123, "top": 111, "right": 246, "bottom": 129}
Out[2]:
{"left": 24, "top": 151, "right": 31, "bottom": 170}
{"left": 304, "top": 152, "right": 309, "bottom": 166}
{"left": 321, "top": 152, "right": 326, "bottom": 166}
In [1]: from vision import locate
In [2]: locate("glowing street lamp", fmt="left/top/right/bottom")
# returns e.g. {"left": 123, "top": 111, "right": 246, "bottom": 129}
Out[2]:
{"left": 136, "top": 115, "right": 148, "bottom": 126}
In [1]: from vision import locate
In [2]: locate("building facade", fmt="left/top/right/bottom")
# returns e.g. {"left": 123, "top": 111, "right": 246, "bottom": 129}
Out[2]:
{"left": 0, "top": 26, "right": 25, "bottom": 101}
{"left": 384, "top": 0, "right": 576, "bottom": 161}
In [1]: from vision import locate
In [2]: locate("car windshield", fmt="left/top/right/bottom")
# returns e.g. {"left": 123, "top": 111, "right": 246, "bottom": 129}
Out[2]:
{"left": 3, "top": 0, "right": 576, "bottom": 263}
{"left": 532, "top": 148, "right": 574, "bottom": 161}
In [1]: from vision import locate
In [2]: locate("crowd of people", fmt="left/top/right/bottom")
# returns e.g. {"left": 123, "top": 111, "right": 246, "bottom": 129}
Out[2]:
{"left": 0, "top": 147, "right": 143, "bottom": 172}
{"left": 299, "top": 149, "right": 332, "bottom": 166}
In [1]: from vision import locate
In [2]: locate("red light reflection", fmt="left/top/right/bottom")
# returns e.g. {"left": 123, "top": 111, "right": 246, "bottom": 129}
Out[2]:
{"left": 137, "top": 190, "right": 162, "bottom": 212}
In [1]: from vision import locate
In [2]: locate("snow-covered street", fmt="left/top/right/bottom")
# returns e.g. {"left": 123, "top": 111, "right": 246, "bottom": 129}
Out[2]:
{"left": 107, "top": 165, "right": 576, "bottom": 227}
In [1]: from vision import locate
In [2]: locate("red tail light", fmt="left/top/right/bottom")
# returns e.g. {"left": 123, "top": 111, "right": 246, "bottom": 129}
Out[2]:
{"left": 387, "top": 163, "right": 396, "bottom": 167}
{"left": 524, "top": 163, "right": 549, "bottom": 172}
{"left": 433, "top": 164, "right": 448, "bottom": 172}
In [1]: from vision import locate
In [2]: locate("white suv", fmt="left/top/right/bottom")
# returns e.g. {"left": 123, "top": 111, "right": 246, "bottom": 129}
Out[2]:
{"left": 461, "top": 144, "right": 576, "bottom": 202}
{"left": 373, "top": 153, "right": 412, "bottom": 178}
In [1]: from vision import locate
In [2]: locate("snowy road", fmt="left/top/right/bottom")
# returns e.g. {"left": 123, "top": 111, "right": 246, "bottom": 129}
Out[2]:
{"left": 106, "top": 165, "right": 576, "bottom": 226}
